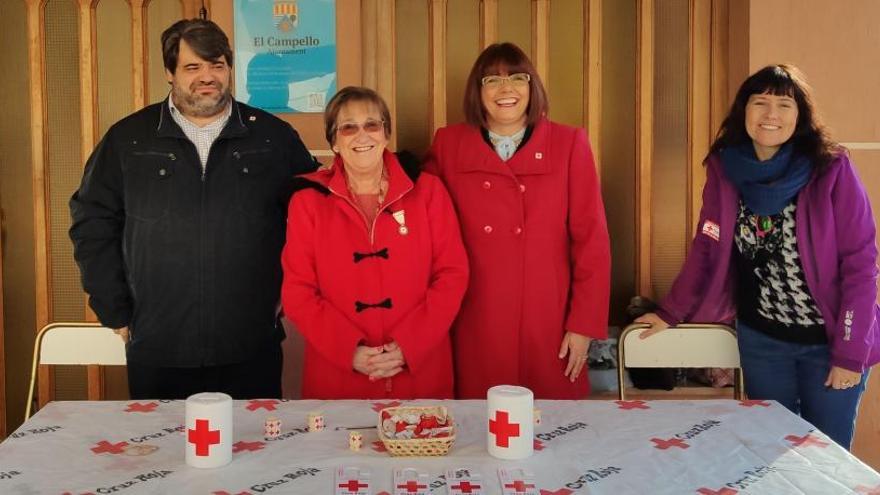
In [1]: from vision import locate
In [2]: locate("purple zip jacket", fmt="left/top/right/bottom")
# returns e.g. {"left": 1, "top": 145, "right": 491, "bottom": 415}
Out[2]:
{"left": 656, "top": 152, "right": 880, "bottom": 373}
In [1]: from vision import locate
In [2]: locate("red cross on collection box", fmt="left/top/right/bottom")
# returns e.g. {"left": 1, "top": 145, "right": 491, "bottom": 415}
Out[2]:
{"left": 489, "top": 410, "right": 521, "bottom": 448}
{"left": 487, "top": 385, "right": 535, "bottom": 460}
{"left": 188, "top": 419, "right": 221, "bottom": 456}
{"left": 184, "top": 392, "right": 233, "bottom": 468}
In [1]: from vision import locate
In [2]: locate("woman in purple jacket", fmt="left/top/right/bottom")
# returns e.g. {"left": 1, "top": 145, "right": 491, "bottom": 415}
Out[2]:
{"left": 636, "top": 64, "right": 879, "bottom": 449}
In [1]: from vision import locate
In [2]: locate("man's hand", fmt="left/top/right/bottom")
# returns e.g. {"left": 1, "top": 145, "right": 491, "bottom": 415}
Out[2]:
{"left": 112, "top": 326, "right": 130, "bottom": 344}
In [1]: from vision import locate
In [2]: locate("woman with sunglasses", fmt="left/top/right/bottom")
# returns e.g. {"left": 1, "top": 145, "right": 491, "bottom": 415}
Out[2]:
{"left": 425, "top": 43, "right": 611, "bottom": 399}
{"left": 281, "top": 86, "right": 468, "bottom": 399}
{"left": 636, "top": 65, "right": 879, "bottom": 449}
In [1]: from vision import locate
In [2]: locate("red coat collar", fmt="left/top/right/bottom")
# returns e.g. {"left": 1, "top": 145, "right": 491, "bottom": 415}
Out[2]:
{"left": 458, "top": 118, "right": 552, "bottom": 176}
{"left": 304, "top": 149, "right": 415, "bottom": 203}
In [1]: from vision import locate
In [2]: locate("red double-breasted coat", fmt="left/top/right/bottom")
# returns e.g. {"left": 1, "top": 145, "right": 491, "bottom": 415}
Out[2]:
{"left": 281, "top": 151, "right": 468, "bottom": 399}
{"left": 425, "top": 119, "right": 610, "bottom": 399}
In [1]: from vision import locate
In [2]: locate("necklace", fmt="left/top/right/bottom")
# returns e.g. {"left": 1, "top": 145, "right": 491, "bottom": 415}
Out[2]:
{"left": 346, "top": 165, "right": 388, "bottom": 204}
{"left": 754, "top": 214, "right": 774, "bottom": 238}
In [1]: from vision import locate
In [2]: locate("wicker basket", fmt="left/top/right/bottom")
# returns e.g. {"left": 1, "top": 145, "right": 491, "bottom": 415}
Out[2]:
{"left": 376, "top": 406, "right": 455, "bottom": 456}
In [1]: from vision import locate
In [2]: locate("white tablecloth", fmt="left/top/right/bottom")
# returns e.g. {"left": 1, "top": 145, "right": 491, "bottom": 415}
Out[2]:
{"left": 0, "top": 399, "right": 878, "bottom": 494}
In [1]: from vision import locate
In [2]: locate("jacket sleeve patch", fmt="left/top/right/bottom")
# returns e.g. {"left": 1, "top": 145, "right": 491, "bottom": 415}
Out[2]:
{"left": 701, "top": 220, "right": 720, "bottom": 242}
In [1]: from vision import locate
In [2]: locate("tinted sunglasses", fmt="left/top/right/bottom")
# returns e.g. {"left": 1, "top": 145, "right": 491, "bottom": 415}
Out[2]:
{"left": 336, "top": 119, "right": 385, "bottom": 137}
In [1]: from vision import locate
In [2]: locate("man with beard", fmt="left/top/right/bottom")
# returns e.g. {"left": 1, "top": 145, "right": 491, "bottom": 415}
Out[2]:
{"left": 69, "top": 19, "right": 316, "bottom": 399}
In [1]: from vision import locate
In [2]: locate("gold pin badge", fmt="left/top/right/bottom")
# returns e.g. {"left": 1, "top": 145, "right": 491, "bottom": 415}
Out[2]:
{"left": 392, "top": 210, "right": 408, "bottom": 235}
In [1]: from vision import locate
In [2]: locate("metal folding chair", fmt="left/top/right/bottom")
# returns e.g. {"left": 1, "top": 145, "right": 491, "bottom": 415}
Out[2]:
{"left": 616, "top": 323, "right": 745, "bottom": 400}
{"left": 25, "top": 322, "right": 126, "bottom": 419}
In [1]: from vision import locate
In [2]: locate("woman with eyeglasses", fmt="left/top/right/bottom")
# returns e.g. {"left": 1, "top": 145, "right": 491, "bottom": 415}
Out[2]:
{"left": 636, "top": 65, "right": 879, "bottom": 449}
{"left": 425, "top": 43, "right": 611, "bottom": 399}
{"left": 281, "top": 86, "right": 468, "bottom": 399}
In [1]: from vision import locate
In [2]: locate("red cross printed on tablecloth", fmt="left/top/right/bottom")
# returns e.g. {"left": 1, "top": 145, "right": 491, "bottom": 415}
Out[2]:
{"left": 90, "top": 440, "right": 129, "bottom": 454}
{"left": 697, "top": 487, "right": 738, "bottom": 495}
{"left": 854, "top": 484, "right": 880, "bottom": 495}
{"left": 539, "top": 489, "right": 573, "bottom": 495}
{"left": 232, "top": 440, "right": 265, "bottom": 453}
{"left": 372, "top": 400, "right": 403, "bottom": 412}
{"left": 189, "top": 419, "right": 221, "bottom": 456}
{"left": 505, "top": 480, "right": 535, "bottom": 493}
{"left": 245, "top": 399, "right": 279, "bottom": 411}
{"left": 785, "top": 433, "right": 829, "bottom": 448}
{"left": 451, "top": 481, "right": 482, "bottom": 493}
{"left": 738, "top": 400, "right": 770, "bottom": 407}
{"left": 615, "top": 400, "right": 650, "bottom": 410}
{"left": 339, "top": 479, "right": 369, "bottom": 493}
{"left": 125, "top": 402, "right": 158, "bottom": 413}
{"left": 651, "top": 437, "right": 689, "bottom": 450}
{"left": 397, "top": 480, "right": 427, "bottom": 493}
{"left": 533, "top": 439, "right": 545, "bottom": 451}
{"left": 489, "top": 410, "right": 521, "bottom": 447}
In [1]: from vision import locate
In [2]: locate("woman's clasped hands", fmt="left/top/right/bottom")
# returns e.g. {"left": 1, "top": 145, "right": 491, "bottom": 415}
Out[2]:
{"left": 353, "top": 341, "right": 406, "bottom": 381}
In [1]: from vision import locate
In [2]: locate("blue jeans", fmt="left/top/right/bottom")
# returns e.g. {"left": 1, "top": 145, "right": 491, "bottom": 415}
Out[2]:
{"left": 736, "top": 320, "right": 868, "bottom": 449}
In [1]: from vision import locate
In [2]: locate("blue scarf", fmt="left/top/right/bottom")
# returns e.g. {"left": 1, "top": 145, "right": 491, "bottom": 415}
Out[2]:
{"left": 719, "top": 143, "right": 813, "bottom": 216}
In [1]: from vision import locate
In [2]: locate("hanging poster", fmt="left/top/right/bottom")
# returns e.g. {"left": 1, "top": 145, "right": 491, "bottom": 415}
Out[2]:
{"left": 233, "top": 0, "right": 336, "bottom": 113}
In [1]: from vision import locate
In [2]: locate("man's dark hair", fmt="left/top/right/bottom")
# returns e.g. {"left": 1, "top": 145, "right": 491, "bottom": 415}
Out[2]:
{"left": 161, "top": 19, "right": 233, "bottom": 73}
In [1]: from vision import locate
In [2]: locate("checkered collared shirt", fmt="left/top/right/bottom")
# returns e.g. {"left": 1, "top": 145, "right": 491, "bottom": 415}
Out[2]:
{"left": 168, "top": 95, "right": 232, "bottom": 171}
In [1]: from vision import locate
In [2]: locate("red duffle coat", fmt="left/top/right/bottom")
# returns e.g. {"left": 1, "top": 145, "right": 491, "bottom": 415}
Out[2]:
{"left": 281, "top": 150, "right": 469, "bottom": 399}
{"left": 425, "top": 119, "right": 611, "bottom": 399}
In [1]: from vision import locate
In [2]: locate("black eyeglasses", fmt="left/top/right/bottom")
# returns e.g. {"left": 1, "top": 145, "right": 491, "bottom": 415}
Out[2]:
{"left": 335, "top": 119, "right": 385, "bottom": 136}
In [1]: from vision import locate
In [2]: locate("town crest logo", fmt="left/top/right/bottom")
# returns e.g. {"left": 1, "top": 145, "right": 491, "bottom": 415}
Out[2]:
{"left": 273, "top": 0, "right": 299, "bottom": 33}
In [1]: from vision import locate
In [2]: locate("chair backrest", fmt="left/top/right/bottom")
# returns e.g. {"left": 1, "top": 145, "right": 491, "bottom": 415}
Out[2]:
{"left": 26, "top": 323, "right": 126, "bottom": 420}
{"left": 616, "top": 323, "right": 744, "bottom": 400}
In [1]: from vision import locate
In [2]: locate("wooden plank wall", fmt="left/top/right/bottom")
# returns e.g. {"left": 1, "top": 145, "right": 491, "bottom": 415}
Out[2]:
{"left": 8, "top": 0, "right": 710, "bottom": 431}
{"left": 9, "top": 0, "right": 877, "bottom": 468}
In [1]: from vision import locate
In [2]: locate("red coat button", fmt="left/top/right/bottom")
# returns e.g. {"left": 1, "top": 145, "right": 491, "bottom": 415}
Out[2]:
{"left": 519, "top": 184, "right": 526, "bottom": 193}
{"left": 484, "top": 225, "right": 493, "bottom": 234}
{"left": 482, "top": 181, "right": 492, "bottom": 190}
{"left": 514, "top": 227, "right": 523, "bottom": 235}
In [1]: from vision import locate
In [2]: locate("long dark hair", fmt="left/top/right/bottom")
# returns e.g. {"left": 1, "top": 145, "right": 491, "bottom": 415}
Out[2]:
{"left": 708, "top": 64, "right": 840, "bottom": 170}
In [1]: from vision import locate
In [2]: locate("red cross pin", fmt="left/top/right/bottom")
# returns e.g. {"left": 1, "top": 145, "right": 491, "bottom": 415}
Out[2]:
{"left": 188, "top": 419, "right": 221, "bottom": 456}
{"left": 489, "top": 410, "right": 521, "bottom": 447}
